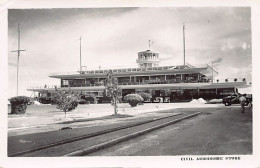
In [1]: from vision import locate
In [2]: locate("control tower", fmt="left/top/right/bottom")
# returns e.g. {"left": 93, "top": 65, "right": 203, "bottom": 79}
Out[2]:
{"left": 136, "top": 50, "right": 160, "bottom": 68}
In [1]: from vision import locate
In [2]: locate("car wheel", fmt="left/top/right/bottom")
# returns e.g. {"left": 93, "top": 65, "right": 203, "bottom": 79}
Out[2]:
{"left": 225, "top": 102, "right": 230, "bottom": 106}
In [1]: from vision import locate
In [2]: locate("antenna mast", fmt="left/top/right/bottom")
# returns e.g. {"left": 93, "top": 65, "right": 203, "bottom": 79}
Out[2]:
{"left": 79, "top": 36, "right": 82, "bottom": 74}
{"left": 183, "top": 24, "right": 186, "bottom": 66}
{"left": 11, "top": 24, "right": 26, "bottom": 96}
{"left": 212, "top": 61, "right": 214, "bottom": 83}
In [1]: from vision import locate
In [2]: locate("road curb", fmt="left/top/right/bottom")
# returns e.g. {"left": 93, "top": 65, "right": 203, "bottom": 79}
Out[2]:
{"left": 64, "top": 112, "right": 202, "bottom": 156}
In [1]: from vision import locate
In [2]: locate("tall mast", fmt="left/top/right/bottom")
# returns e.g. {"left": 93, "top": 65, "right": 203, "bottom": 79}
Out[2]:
{"left": 11, "top": 24, "right": 26, "bottom": 96}
{"left": 183, "top": 24, "right": 186, "bottom": 66}
{"left": 79, "top": 36, "right": 82, "bottom": 73}
{"left": 212, "top": 61, "right": 214, "bottom": 83}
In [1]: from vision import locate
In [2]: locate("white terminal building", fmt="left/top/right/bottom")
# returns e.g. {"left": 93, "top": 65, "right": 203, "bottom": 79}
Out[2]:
{"left": 28, "top": 49, "right": 247, "bottom": 103}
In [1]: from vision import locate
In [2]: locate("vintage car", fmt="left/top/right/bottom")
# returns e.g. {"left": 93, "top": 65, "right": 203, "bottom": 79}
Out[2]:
{"left": 222, "top": 93, "right": 252, "bottom": 106}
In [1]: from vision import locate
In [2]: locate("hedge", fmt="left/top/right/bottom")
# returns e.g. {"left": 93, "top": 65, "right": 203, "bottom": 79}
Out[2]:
{"left": 9, "top": 96, "right": 30, "bottom": 114}
{"left": 123, "top": 94, "right": 144, "bottom": 107}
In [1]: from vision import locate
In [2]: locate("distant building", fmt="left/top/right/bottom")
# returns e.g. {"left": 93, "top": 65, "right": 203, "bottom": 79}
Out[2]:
{"left": 28, "top": 49, "right": 246, "bottom": 103}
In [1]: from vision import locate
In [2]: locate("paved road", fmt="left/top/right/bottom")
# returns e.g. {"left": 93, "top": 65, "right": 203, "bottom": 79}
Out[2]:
{"left": 8, "top": 105, "right": 252, "bottom": 156}
{"left": 8, "top": 109, "right": 184, "bottom": 156}
{"left": 89, "top": 106, "right": 252, "bottom": 156}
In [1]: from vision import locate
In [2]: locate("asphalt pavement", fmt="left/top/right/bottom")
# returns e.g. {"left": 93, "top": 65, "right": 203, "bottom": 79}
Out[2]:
{"left": 89, "top": 106, "right": 252, "bottom": 156}
{"left": 8, "top": 105, "right": 252, "bottom": 156}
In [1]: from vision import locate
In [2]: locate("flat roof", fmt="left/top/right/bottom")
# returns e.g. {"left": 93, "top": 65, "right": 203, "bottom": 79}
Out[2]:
{"left": 49, "top": 65, "right": 218, "bottom": 79}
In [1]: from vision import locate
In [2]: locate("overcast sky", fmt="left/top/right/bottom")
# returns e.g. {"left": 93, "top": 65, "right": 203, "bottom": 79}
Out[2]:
{"left": 8, "top": 7, "right": 251, "bottom": 97}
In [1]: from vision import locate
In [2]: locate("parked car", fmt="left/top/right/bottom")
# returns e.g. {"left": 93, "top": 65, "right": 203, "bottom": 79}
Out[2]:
{"left": 222, "top": 93, "right": 252, "bottom": 106}
{"left": 163, "top": 97, "right": 170, "bottom": 103}
{"left": 152, "top": 97, "right": 163, "bottom": 103}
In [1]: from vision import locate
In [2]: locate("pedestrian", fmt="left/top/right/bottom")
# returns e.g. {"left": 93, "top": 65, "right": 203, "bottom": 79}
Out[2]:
{"left": 239, "top": 94, "right": 247, "bottom": 113}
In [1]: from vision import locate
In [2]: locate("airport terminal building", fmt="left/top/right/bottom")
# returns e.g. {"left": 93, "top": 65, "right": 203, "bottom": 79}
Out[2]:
{"left": 28, "top": 49, "right": 247, "bottom": 103}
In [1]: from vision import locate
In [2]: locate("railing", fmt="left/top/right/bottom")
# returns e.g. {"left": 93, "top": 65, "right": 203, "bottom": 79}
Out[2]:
{"left": 60, "top": 79, "right": 211, "bottom": 88}
{"left": 28, "top": 78, "right": 247, "bottom": 90}
{"left": 49, "top": 65, "right": 182, "bottom": 76}
{"left": 49, "top": 71, "right": 80, "bottom": 76}
{"left": 27, "top": 85, "right": 61, "bottom": 90}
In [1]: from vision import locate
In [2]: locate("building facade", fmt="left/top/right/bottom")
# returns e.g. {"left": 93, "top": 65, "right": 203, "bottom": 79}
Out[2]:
{"left": 28, "top": 49, "right": 247, "bottom": 103}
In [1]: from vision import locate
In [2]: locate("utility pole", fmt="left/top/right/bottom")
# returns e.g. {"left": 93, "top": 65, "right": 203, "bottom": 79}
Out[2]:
{"left": 11, "top": 24, "right": 26, "bottom": 96}
{"left": 212, "top": 61, "right": 214, "bottom": 83}
{"left": 183, "top": 24, "right": 186, "bottom": 66}
{"left": 79, "top": 36, "right": 82, "bottom": 74}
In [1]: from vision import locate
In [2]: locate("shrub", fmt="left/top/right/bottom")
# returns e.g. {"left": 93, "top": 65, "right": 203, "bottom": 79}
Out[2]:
{"left": 99, "top": 96, "right": 112, "bottom": 103}
{"left": 138, "top": 92, "right": 152, "bottom": 102}
{"left": 123, "top": 94, "right": 144, "bottom": 107}
{"left": 78, "top": 99, "right": 88, "bottom": 104}
{"left": 9, "top": 96, "right": 30, "bottom": 114}
{"left": 9, "top": 96, "right": 30, "bottom": 104}
{"left": 38, "top": 97, "right": 53, "bottom": 104}
{"left": 52, "top": 87, "right": 80, "bottom": 117}
{"left": 83, "top": 96, "right": 95, "bottom": 103}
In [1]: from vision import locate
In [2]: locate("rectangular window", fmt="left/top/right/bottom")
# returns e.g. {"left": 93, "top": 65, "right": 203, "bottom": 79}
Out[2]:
{"left": 62, "top": 80, "right": 69, "bottom": 85}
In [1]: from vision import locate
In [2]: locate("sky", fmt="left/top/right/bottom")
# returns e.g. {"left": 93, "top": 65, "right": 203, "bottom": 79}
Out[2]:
{"left": 8, "top": 7, "right": 252, "bottom": 98}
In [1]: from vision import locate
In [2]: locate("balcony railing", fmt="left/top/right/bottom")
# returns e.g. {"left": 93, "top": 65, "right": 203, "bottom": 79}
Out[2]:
{"left": 28, "top": 78, "right": 246, "bottom": 90}
{"left": 60, "top": 79, "right": 211, "bottom": 88}
{"left": 27, "top": 85, "right": 60, "bottom": 90}
{"left": 49, "top": 65, "right": 182, "bottom": 76}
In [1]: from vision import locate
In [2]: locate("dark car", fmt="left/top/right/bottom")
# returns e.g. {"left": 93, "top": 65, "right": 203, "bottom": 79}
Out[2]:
{"left": 222, "top": 93, "right": 252, "bottom": 106}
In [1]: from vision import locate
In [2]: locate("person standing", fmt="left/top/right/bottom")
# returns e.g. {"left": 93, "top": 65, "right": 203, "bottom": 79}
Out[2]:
{"left": 239, "top": 94, "right": 247, "bottom": 113}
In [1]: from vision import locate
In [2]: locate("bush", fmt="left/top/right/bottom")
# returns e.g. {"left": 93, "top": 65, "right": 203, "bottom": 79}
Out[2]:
{"left": 52, "top": 88, "right": 80, "bottom": 117}
{"left": 138, "top": 92, "right": 152, "bottom": 102}
{"left": 78, "top": 99, "right": 88, "bottom": 104}
{"left": 9, "top": 96, "right": 30, "bottom": 104}
{"left": 38, "top": 97, "right": 53, "bottom": 104}
{"left": 99, "top": 96, "right": 112, "bottom": 104}
{"left": 9, "top": 96, "right": 30, "bottom": 114}
{"left": 84, "top": 96, "right": 95, "bottom": 103}
{"left": 123, "top": 94, "right": 144, "bottom": 107}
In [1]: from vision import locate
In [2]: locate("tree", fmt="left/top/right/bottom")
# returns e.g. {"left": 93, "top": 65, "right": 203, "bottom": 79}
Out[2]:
{"left": 234, "top": 78, "right": 237, "bottom": 82}
{"left": 225, "top": 78, "right": 228, "bottom": 82}
{"left": 52, "top": 86, "right": 80, "bottom": 117}
{"left": 104, "top": 70, "right": 121, "bottom": 114}
{"left": 216, "top": 79, "right": 219, "bottom": 83}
